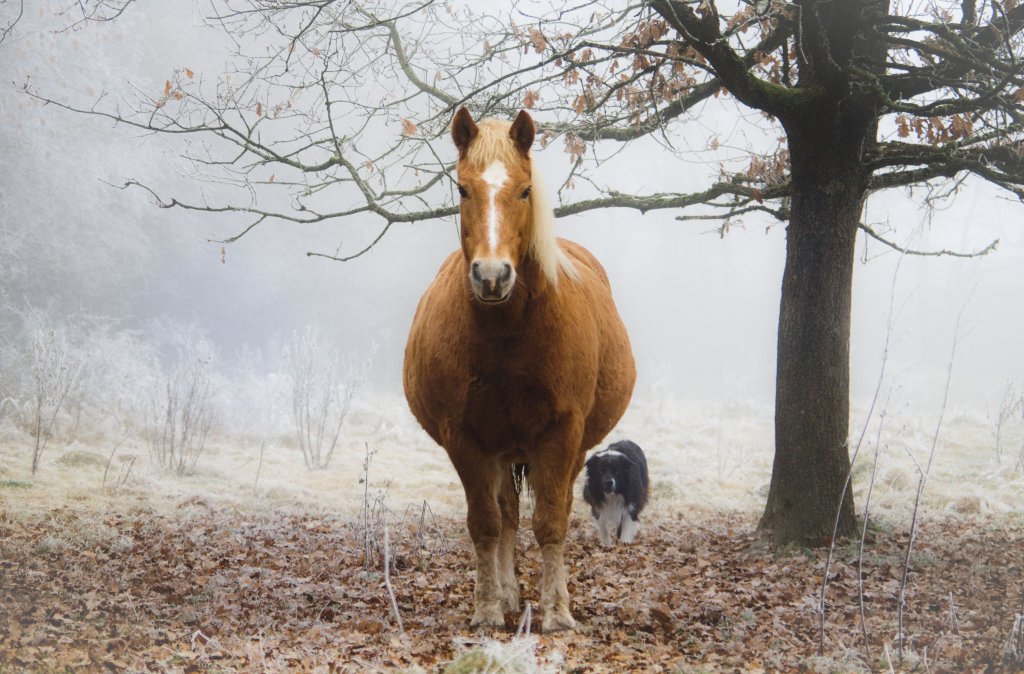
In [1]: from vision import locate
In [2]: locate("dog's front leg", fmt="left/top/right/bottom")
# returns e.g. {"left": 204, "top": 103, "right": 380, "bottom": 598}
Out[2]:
{"left": 619, "top": 511, "right": 639, "bottom": 544}
{"left": 596, "top": 503, "right": 617, "bottom": 547}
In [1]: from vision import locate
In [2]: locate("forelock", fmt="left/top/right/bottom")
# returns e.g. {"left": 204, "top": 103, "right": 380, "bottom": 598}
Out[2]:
{"left": 462, "top": 119, "right": 523, "bottom": 172}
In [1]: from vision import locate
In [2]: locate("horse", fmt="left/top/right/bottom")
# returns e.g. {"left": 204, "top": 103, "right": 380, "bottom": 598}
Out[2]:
{"left": 403, "top": 107, "right": 635, "bottom": 632}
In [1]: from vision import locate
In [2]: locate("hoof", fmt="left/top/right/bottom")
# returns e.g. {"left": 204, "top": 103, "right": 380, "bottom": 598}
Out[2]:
{"left": 470, "top": 605, "right": 505, "bottom": 630}
{"left": 541, "top": 611, "right": 576, "bottom": 633}
{"left": 500, "top": 589, "right": 521, "bottom": 614}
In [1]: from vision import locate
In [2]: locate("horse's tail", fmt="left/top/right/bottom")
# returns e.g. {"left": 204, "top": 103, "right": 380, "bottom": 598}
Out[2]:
{"left": 511, "top": 463, "right": 530, "bottom": 496}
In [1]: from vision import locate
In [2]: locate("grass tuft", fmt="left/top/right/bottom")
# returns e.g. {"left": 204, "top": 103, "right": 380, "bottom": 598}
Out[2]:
{"left": 56, "top": 450, "right": 107, "bottom": 468}
{"left": 443, "top": 636, "right": 560, "bottom": 674}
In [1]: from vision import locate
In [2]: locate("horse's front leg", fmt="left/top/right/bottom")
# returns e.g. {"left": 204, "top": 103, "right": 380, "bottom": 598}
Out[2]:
{"left": 496, "top": 466, "right": 521, "bottom": 613}
{"left": 449, "top": 449, "right": 506, "bottom": 629}
{"left": 530, "top": 424, "right": 585, "bottom": 632}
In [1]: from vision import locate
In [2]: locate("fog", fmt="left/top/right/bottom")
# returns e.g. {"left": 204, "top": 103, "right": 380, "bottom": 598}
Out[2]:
{"left": 2, "top": 0, "right": 1023, "bottom": 436}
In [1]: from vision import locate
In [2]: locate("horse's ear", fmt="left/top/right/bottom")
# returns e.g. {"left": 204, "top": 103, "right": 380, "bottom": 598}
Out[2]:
{"left": 509, "top": 110, "right": 535, "bottom": 156}
{"left": 451, "top": 107, "right": 478, "bottom": 158}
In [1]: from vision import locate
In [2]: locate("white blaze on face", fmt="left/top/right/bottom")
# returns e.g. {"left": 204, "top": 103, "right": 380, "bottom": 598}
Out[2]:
{"left": 480, "top": 160, "right": 509, "bottom": 254}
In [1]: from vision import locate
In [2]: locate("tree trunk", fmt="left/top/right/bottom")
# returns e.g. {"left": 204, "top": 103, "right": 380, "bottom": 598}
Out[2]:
{"left": 759, "top": 123, "right": 868, "bottom": 545}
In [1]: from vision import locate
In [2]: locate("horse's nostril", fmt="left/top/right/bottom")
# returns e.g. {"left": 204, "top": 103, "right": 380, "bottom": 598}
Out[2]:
{"left": 471, "top": 261, "right": 482, "bottom": 281}
{"left": 500, "top": 262, "right": 513, "bottom": 283}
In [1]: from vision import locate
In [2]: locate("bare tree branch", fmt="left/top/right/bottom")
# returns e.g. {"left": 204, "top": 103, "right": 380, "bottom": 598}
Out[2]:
{"left": 858, "top": 222, "right": 999, "bottom": 259}
{"left": 0, "top": 0, "right": 24, "bottom": 44}
{"left": 22, "top": 0, "right": 1024, "bottom": 264}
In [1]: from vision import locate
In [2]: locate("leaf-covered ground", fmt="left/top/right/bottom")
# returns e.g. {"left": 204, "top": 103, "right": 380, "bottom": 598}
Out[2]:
{"left": 2, "top": 502, "right": 1023, "bottom": 673}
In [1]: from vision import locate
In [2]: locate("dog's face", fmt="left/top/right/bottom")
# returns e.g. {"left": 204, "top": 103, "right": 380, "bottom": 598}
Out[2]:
{"left": 585, "top": 451, "right": 634, "bottom": 495}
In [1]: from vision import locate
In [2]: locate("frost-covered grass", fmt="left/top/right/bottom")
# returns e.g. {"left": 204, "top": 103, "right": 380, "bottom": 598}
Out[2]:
{"left": 438, "top": 636, "right": 562, "bottom": 674}
{"left": 2, "top": 389, "right": 1023, "bottom": 531}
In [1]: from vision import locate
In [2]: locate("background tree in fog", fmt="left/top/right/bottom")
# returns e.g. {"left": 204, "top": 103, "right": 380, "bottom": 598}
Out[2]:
{"left": 29, "top": 0, "right": 1024, "bottom": 544}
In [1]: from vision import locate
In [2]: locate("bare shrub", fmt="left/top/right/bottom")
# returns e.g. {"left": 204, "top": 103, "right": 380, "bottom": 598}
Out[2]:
{"left": 284, "top": 327, "right": 369, "bottom": 470}
{"left": 27, "top": 327, "right": 81, "bottom": 475}
{"left": 220, "top": 343, "right": 287, "bottom": 439}
{"left": 75, "top": 323, "right": 159, "bottom": 439}
{"left": 0, "top": 292, "right": 18, "bottom": 424}
{"left": 146, "top": 334, "right": 215, "bottom": 475}
{"left": 993, "top": 381, "right": 1024, "bottom": 467}
{"left": 102, "top": 437, "right": 136, "bottom": 491}
{"left": 358, "top": 443, "right": 392, "bottom": 569}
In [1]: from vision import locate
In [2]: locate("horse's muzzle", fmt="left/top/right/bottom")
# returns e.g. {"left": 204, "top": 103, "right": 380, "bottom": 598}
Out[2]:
{"left": 470, "top": 259, "right": 515, "bottom": 303}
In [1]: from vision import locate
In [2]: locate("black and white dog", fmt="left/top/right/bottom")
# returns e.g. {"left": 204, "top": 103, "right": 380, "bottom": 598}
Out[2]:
{"left": 582, "top": 440, "right": 649, "bottom": 546}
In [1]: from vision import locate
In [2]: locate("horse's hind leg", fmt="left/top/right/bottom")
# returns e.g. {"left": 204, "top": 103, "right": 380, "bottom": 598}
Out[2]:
{"left": 496, "top": 466, "right": 521, "bottom": 613}
{"left": 450, "top": 450, "right": 506, "bottom": 629}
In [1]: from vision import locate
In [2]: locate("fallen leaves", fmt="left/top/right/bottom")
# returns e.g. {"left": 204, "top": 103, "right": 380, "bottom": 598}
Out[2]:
{"left": 0, "top": 507, "right": 1021, "bottom": 672}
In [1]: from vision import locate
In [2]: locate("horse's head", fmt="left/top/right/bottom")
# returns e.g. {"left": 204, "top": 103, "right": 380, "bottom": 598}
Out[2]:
{"left": 451, "top": 107, "right": 537, "bottom": 304}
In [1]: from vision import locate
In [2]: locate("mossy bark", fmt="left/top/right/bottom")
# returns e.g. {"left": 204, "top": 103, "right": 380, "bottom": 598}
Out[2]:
{"left": 759, "top": 97, "right": 876, "bottom": 545}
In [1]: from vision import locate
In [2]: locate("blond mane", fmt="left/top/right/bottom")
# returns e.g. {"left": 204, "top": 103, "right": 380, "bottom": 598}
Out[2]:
{"left": 463, "top": 119, "right": 579, "bottom": 286}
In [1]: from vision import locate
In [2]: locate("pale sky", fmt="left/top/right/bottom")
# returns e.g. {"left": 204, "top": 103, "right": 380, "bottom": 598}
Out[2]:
{"left": 2, "top": 0, "right": 1021, "bottom": 422}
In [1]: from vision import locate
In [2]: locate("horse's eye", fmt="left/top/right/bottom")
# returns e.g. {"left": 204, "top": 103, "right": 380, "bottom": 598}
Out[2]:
{"left": 521, "top": 186, "right": 532, "bottom": 200}
{"left": 458, "top": 184, "right": 468, "bottom": 199}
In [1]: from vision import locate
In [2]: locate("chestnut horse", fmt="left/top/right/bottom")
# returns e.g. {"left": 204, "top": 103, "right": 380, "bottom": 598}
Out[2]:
{"left": 403, "top": 107, "right": 635, "bottom": 631}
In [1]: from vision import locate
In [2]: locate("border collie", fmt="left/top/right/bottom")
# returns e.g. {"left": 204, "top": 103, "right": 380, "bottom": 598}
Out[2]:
{"left": 582, "top": 440, "right": 649, "bottom": 546}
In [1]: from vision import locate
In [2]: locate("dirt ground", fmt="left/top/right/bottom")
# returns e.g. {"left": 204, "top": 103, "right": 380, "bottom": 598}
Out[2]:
{"left": 2, "top": 495, "right": 1023, "bottom": 673}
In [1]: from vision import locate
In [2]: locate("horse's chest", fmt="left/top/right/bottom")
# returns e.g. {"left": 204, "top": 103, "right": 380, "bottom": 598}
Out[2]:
{"left": 461, "top": 365, "right": 559, "bottom": 451}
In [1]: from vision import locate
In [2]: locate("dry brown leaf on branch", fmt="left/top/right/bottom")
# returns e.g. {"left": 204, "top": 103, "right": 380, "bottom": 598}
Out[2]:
{"left": 529, "top": 27, "right": 547, "bottom": 54}
{"left": 402, "top": 119, "right": 418, "bottom": 136}
{"left": 564, "top": 134, "right": 586, "bottom": 162}
{"left": 896, "top": 114, "right": 910, "bottom": 138}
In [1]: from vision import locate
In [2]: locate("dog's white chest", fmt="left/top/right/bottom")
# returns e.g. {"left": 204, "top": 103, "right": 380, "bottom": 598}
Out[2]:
{"left": 593, "top": 493, "right": 639, "bottom": 546}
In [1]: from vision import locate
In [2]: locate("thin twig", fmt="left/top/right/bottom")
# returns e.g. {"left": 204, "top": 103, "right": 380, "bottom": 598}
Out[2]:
{"left": 253, "top": 440, "right": 266, "bottom": 496}
{"left": 516, "top": 602, "right": 533, "bottom": 638}
{"left": 948, "top": 591, "right": 960, "bottom": 636}
{"left": 858, "top": 392, "right": 895, "bottom": 662}
{"left": 859, "top": 223, "right": 999, "bottom": 259}
{"left": 898, "top": 288, "right": 975, "bottom": 664}
{"left": 382, "top": 514, "right": 404, "bottom": 635}
{"left": 120, "top": 456, "right": 136, "bottom": 487}
{"left": 102, "top": 437, "right": 126, "bottom": 489}
{"left": 820, "top": 251, "right": 906, "bottom": 656}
